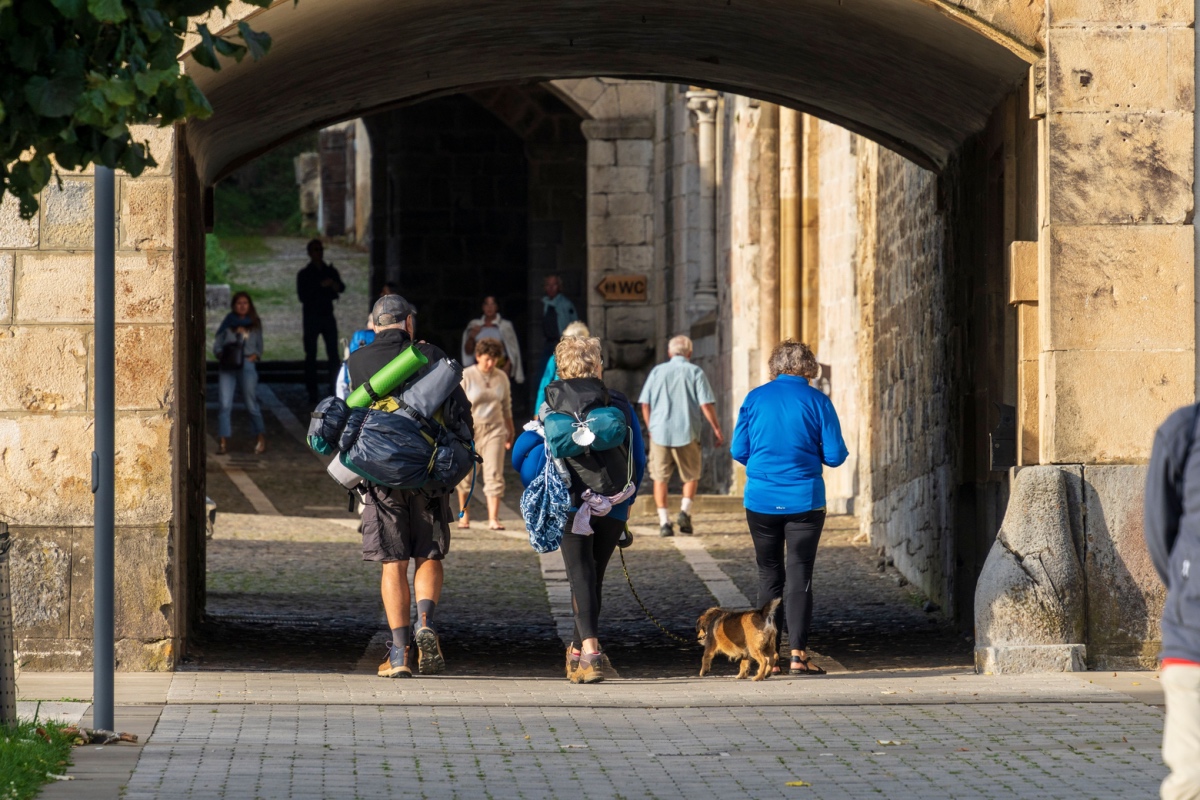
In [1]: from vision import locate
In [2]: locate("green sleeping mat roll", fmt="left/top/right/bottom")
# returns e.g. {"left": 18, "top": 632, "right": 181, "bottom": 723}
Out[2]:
{"left": 345, "top": 345, "right": 429, "bottom": 408}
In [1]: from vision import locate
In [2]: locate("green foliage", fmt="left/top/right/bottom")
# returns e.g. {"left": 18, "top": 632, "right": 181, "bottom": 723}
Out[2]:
{"left": 204, "top": 232, "right": 231, "bottom": 284}
{"left": 0, "top": 719, "right": 74, "bottom": 800}
{"left": 0, "top": 0, "right": 277, "bottom": 220}
{"left": 213, "top": 131, "right": 317, "bottom": 236}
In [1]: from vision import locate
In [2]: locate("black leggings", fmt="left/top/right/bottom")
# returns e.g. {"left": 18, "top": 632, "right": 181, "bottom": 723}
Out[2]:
{"left": 560, "top": 514, "right": 624, "bottom": 647}
{"left": 746, "top": 508, "right": 826, "bottom": 652}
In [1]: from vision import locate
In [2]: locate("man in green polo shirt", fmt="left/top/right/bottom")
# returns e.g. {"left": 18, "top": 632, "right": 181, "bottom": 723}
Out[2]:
{"left": 638, "top": 335, "right": 723, "bottom": 537}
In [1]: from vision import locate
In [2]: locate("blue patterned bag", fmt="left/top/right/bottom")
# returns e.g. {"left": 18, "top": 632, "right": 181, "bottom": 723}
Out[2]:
{"left": 520, "top": 443, "right": 570, "bottom": 554}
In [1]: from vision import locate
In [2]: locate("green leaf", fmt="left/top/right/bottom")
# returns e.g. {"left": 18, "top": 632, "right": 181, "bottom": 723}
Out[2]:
{"left": 86, "top": 0, "right": 126, "bottom": 23}
{"left": 99, "top": 78, "right": 137, "bottom": 106}
{"left": 25, "top": 76, "right": 83, "bottom": 118}
{"left": 50, "top": 0, "right": 86, "bottom": 18}
{"left": 27, "top": 153, "right": 50, "bottom": 188}
{"left": 121, "top": 142, "right": 146, "bottom": 176}
{"left": 212, "top": 35, "right": 246, "bottom": 62}
{"left": 237, "top": 21, "right": 271, "bottom": 60}
{"left": 192, "top": 24, "right": 220, "bottom": 70}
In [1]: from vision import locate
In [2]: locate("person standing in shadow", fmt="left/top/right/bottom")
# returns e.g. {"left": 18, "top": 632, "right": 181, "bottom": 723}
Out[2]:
{"left": 297, "top": 239, "right": 345, "bottom": 403}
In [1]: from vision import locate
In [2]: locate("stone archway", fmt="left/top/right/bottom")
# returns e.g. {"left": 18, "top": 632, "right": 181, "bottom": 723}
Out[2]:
{"left": 2, "top": 0, "right": 1193, "bottom": 671}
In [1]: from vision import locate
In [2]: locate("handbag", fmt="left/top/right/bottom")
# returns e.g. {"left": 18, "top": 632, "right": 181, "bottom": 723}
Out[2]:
{"left": 520, "top": 442, "right": 570, "bottom": 554}
{"left": 218, "top": 335, "right": 244, "bottom": 372}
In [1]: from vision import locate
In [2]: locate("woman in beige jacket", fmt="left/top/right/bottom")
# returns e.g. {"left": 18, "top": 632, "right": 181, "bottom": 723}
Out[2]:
{"left": 457, "top": 339, "right": 515, "bottom": 529}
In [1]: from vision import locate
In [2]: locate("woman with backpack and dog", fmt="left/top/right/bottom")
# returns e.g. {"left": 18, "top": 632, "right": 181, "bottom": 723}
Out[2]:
{"left": 731, "top": 340, "right": 848, "bottom": 676}
{"left": 513, "top": 335, "right": 646, "bottom": 683}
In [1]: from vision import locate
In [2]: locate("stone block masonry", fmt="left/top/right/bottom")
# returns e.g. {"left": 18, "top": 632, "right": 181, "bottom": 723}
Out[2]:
{"left": 0, "top": 127, "right": 179, "bottom": 670}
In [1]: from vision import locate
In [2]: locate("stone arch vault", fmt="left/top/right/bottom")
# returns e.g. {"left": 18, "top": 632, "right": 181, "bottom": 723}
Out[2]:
{"left": 187, "top": 0, "right": 1036, "bottom": 180}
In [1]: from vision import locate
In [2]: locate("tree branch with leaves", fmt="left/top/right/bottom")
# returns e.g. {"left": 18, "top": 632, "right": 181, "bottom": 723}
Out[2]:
{"left": 0, "top": 0, "right": 277, "bottom": 220}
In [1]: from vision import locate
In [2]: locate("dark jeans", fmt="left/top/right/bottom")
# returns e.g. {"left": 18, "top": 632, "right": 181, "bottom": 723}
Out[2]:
{"left": 303, "top": 312, "right": 339, "bottom": 398}
{"left": 560, "top": 514, "right": 624, "bottom": 647}
{"left": 746, "top": 507, "right": 826, "bottom": 652}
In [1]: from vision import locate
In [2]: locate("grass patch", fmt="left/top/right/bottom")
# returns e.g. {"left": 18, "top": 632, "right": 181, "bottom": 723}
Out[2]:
{"left": 220, "top": 235, "right": 273, "bottom": 260}
{"left": 205, "top": 233, "right": 232, "bottom": 285}
{"left": 0, "top": 719, "right": 74, "bottom": 800}
{"left": 229, "top": 283, "right": 292, "bottom": 306}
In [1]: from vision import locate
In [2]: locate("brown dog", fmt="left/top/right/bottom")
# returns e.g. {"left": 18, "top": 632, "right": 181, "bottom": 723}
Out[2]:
{"left": 696, "top": 598, "right": 781, "bottom": 681}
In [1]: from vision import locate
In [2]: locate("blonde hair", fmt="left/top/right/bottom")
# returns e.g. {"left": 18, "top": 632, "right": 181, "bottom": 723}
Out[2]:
{"left": 555, "top": 336, "right": 602, "bottom": 379}
{"left": 768, "top": 340, "right": 819, "bottom": 380}
{"left": 561, "top": 321, "right": 590, "bottom": 339}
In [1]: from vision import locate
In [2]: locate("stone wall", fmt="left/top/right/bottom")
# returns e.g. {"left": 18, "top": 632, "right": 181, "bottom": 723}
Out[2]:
{"left": 1, "top": 125, "right": 179, "bottom": 670}
{"left": 855, "top": 143, "right": 961, "bottom": 612}
{"left": 816, "top": 124, "right": 861, "bottom": 515}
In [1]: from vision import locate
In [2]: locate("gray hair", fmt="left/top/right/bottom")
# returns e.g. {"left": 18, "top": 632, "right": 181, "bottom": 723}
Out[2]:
{"left": 668, "top": 335, "right": 693, "bottom": 357}
{"left": 768, "top": 340, "right": 819, "bottom": 380}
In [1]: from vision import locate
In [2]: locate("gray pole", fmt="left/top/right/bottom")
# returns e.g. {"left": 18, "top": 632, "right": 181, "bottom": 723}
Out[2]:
{"left": 93, "top": 166, "right": 115, "bottom": 732}
{"left": 0, "top": 523, "right": 15, "bottom": 727}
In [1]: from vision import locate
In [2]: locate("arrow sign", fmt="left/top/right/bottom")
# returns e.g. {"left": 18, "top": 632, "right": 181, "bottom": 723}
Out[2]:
{"left": 595, "top": 273, "right": 648, "bottom": 302}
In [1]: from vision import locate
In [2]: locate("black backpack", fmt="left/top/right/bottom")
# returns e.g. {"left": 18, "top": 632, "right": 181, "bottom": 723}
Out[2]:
{"left": 544, "top": 378, "right": 632, "bottom": 498}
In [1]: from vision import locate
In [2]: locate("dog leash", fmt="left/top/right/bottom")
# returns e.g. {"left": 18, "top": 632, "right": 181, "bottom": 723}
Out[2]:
{"left": 618, "top": 545, "right": 692, "bottom": 644}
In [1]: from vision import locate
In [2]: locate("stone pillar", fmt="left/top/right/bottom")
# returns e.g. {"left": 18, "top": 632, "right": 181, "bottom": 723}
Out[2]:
{"left": 758, "top": 104, "right": 781, "bottom": 371}
{"left": 976, "top": 0, "right": 1196, "bottom": 669}
{"left": 1041, "top": 1, "right": 1195, "bottom": 465}
{"left": 582, "top": 117, "right": 657, "bottom": 400}
{"left": 1010, "top": 241, "right": 1038, "bottom": 464}
{"left": 800, "top": 114, "right": 821, "bottom": 350}
{"left": 0, "top": 125, "right": 179, "bottom": 670}
{"left": 685, "top": 89, "right": 719, "bottom": 315}
{"left": 779, "top": 108, "right": 802, "bottom": 341}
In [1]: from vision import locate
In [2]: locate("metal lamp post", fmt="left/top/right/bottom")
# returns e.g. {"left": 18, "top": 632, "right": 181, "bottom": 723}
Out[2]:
{"left": 93, "top": 165, "right": 115, "bottom": 732}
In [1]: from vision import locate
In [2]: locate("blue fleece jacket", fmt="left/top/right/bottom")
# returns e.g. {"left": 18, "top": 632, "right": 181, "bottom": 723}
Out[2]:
{"left": 513, "top": 390, "right": 646, "bottom": 521}
{"left": 731, "top": 375, "right": 848, "bottom": 515}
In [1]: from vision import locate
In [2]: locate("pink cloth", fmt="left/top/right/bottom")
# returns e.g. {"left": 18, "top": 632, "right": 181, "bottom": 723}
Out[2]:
{"left": 571, "top": 483, "right": 637, "bottom": 535}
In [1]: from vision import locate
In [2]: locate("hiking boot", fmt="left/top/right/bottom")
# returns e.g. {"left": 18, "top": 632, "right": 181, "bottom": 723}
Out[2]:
{"left": 573, "top": 652, "right": 606, "bottom": 684}
{"left": 414, "top": 626, "right": 446, "bottom": 675}
{"left": 564, "top": 646, "right": 580, "bottom": 680}
{"left": 597, "top": 652, "right": 620, "bottom": 680}
{"left": 378, "top": 642, "right": 416, "bottom": 679}
{"left": 659, "top": 523, "right": 674, "bottom": 538}
{"left": 677, "top": 511, "right": 694, "bottom": 535}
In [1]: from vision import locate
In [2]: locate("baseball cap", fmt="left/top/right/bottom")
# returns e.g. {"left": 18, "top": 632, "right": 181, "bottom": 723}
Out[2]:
{"left": 372, "top": 294, "right": 417, "bottom": 327}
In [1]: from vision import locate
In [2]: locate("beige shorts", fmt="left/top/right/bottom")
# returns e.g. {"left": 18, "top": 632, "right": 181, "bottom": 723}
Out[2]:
{"left": 649, "top": 440, "right": 702, "bottom": 483}
{"left": 458, "top": 423, "right": 507, "bottom": 498}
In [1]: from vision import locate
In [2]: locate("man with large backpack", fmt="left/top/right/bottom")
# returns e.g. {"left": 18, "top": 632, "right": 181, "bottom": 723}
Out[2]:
{"left": 1146, "top": 404, "right": 1200, "bottom": 799}
{"left": 348, "top": 294, "right": 473, "bottom": 678}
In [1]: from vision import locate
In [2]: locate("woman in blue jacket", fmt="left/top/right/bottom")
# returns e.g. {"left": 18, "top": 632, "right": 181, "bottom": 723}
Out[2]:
{"left": 513, "top": 344, "right": 646, "bottom": 682}
{"left": 731, "top": 340, "right": 848, "bottom": 676}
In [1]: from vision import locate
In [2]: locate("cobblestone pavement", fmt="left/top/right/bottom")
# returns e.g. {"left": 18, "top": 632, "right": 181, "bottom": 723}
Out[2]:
{"left": 118, "top": 671, "right": 1165, "bottom": 800}
{"left": 178, "top": 387, "right": 1169, "bottom": 797}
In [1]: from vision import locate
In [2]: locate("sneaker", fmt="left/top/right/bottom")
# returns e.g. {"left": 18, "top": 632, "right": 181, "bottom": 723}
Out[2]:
{"left": 677, "top": 511, "right": 694, "bottom": 535}
{"left": 378, "top": 642, "right": 416, "bottom": 678}
{"left": 659, "top": 523, "right": 674, "bottom": 538}
{"left": 564, "top": 646, "right": 580, "bottom": 680}
{"left": 414, "top": 626, "right": 445, "bottom": 675}
{"left": 573, "top": 652, "right": 605, "bottom": 684}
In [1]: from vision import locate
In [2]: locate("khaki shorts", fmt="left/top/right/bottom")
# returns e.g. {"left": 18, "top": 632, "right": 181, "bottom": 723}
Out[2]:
{"left": 649, "top": 440, "right": 702, "bottom": 483}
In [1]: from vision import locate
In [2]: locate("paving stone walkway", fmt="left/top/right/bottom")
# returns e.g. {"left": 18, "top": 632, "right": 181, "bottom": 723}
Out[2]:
{"left": 108, "top": 671, "right": 1164, "bottom": 800}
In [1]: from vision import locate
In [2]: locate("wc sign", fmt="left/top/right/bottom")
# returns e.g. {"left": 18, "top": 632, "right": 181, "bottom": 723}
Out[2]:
{"left": 595, "top": 273, "right": 649, "bottom": 302}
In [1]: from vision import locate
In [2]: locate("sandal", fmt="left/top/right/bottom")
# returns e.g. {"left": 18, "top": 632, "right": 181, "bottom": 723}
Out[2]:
{"left": 457, "top": 516, "right": 471, "bottom": 529}
{"left": 488, "top": 521, "right": 506, "bottom": 531}
{"left": 790, "top": 656, "right": 826, "bottom": 676}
